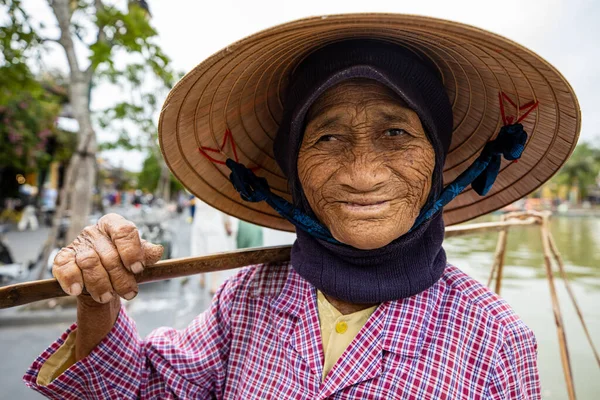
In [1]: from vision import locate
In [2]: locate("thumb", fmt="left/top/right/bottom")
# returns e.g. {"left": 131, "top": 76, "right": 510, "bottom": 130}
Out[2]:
{"left": 142, "top": 240, "right": 164, "bottom": 266}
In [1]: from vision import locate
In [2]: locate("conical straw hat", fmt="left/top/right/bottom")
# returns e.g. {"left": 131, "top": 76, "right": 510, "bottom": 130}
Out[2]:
{"left": 159, "top": 13, "right": 580, "bottom": 232}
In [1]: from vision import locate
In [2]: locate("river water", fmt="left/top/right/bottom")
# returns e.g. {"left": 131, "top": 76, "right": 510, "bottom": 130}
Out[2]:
{"left": 444, "top": 215, "right": 600, "bottom": 399}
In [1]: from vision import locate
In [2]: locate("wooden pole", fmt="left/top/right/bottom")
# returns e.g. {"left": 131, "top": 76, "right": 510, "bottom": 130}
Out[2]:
{"left": 539, "top": 215, "right": 577, "bottom": 400}
{"left": 492, "top": 215, "right": 509, "bottom": 295}
{"left": 0, "top": 245, "right": 292, "bottom": 309}
{"left": 486, "top": 257, "right": 497, "bottom": 289}
{"left": 485, "top": 214, "right": 541, "bottom": 289}
{"left": 547, "top": 231, "right": 600, "bottom": 368}
{"left": 1, "top": 218, "right": 540, "bottom": 309}
{"left": 445, "top": 218, "right": 537, "bottom": 238}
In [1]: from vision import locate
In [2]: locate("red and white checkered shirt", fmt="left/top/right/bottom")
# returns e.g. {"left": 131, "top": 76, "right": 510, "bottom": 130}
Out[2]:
{"left": 24, "top": 262, "right": 540, "bottom": 399}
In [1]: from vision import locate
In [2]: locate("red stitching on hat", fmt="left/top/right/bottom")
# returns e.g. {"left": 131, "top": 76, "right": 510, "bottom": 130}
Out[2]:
{"left": 198, "top": 129, "right": 260, "bottom": 171}
{"left": 498, "top": 92, "right": 539, "bottom": 126}
{"left": 498, "top": 92, "right": 538, "bottom": 164}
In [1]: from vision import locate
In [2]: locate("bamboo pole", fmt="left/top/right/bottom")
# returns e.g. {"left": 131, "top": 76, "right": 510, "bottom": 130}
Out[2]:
{"left": 485, "top": 214, "right": 541, "bottom": 289}
{"left": 547, "top": 231, "right": 600, "bottom": 368}
{"left": 486, "top": 257, "right": 498, "bottom": 288}
{"left": 445, "top": 218, "right": 537, "bottom": 238}
{"left": 0, "top": 245, "right": 292, "bottom": 309}
{"left": 492, "top": 215, "right": 509, "bottom": 295}
{"left": 539, "top": 215, "right": 577, "bottom": 400}
{"left": 0, "top": 218, "right": 541, "bottom": 309}
{"left": 0, "top": 218, "right": 531, "bottom": 310}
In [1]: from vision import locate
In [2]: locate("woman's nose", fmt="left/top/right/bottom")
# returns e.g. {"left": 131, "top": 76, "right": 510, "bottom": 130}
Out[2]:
{"left": 337, "top": 148, "right": 391, "bottom": 192}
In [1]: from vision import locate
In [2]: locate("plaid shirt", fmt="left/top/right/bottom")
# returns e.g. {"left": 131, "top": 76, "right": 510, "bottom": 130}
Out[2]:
{"left": 24, "top": 262, "right": 540, "bottom": 399}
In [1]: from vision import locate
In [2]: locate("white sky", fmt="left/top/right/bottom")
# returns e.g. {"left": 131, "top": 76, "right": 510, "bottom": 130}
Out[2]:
{"left": 20, "top": 0, "right": 600, "bottom": 171}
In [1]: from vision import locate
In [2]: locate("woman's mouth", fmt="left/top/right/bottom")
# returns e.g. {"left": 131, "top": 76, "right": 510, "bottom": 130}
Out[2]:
{"left": 340, "top": 200, "right": 391, "bottom": 215}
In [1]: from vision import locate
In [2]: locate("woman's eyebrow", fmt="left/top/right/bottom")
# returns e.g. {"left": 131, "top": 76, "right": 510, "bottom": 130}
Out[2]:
{"left": 375, "top": 109, "right": 410, "bottom": 124}
{"left": 310, "top": 113, "right": 345, "bottom": 131}
{"left": 308, "top": 106, "right": 411, "bottom": 131}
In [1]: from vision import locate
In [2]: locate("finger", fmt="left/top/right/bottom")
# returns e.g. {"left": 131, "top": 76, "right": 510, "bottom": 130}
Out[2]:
{"left": 52, "top": 248, "right": 83, "bottom": 296}
{"left": 75, "top": 246, "right": 114, "bottom": 304}
{"left": 91, "top": 233, "right": 138, "bottom": 300}
{"left": 97, "top": 214, "right": 144, "bottom": 273}
{"left": 142, "top": 240, "right": 164, "bottom": 265}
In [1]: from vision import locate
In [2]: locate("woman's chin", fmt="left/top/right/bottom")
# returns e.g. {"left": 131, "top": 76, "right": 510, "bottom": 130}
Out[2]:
{"left": 332, "top": 228, "right": 406, "bottom": 250}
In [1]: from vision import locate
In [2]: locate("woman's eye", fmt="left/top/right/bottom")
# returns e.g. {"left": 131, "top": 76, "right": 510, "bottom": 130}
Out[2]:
{"left": 317, "top": 134, "right": 338, "bottom": 143}
{"left": 384, "top": 128, "right": 406, "bottom": 137}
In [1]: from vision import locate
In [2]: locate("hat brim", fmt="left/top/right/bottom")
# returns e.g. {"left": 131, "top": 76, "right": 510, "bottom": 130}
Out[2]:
{"left": 159, "top": 13, "right": 580, "bottom": 231}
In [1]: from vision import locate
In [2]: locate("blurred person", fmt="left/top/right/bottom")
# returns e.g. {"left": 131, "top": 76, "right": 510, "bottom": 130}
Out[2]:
{"left": 106, "top": 192, "right": 115, "bottom": 206}
{"left": 190, "top": 198, "right": 237, "bottom": 293}
{"left": 262, "top": 226, "right": 296, "bottom": 247}
{"left": 21, "top": 14, "right": 584, "bottom": 399}
{"left": 40, "top": 186, "right": 58, "bottom": 226}
{"left": 132, "top": 190, "right": 144, "bottom": 207}
{"left": 17, "top": 204, "right": 39, "bottom": 231}
{"left": 176, "top": 191, "right": 186, "bottom": 214}
{"left": 235, "top": 220, "right": 263, "bottom": 249}
{"left": 17, "top": 197, "right": 39, "bottom": 232}
{"left": 187, "top": 194, "right": 196, "bottom": 223}
{"left": 41, "top": 187, "right": 57, "bottom": 211}
{"left": 145, "top": 193, "right": 155, "bottom": 206}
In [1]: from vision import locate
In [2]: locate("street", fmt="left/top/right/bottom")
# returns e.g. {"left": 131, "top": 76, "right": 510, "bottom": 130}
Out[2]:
{"left": 0, "top": 208, "right": 215, "bottom": 399}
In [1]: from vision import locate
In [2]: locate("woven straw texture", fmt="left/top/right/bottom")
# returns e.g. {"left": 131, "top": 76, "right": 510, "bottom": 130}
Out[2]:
{"left": 159, "top": 13, "right": 580, "bottom": 232}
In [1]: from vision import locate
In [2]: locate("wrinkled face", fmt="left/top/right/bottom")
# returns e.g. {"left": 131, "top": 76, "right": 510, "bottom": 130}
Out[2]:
{"left": 297, "top": 79, "right": 435, "bottom": 250}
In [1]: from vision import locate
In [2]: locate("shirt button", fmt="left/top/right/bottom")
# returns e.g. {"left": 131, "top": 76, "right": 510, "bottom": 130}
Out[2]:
{"left": 335, "top": 321, "right": 348, "bottom": 334}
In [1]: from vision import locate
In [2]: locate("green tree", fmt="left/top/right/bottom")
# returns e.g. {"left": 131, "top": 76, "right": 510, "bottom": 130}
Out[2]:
{"left": 1, "top": 0, "right": 176, "bottom": 278}
{"left": 550, "top": 142, "right": 600, "bottom": 201}
{"left": 0, "top": 84, "right": 62, "bottom": 171}
{"left": 0, "top": 2, "right": 72, "bottom": 196}
{"left": 97, "top": 79, "right": 180, "bottom": 201}
{"left": 138, "top": 151, "right": 183, "bottom": 196}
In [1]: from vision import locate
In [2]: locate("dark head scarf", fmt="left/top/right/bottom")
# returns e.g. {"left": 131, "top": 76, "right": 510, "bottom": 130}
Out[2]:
{"left": 273, "top": 40, "right": 453, "bottom": 303}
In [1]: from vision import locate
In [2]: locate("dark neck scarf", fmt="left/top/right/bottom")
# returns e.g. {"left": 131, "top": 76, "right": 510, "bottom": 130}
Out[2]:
{"left": 271, "top": 40, "right": 452, "bottom": 303}
{"left": 291, "top": 212, "right": 447, "bottom": 304}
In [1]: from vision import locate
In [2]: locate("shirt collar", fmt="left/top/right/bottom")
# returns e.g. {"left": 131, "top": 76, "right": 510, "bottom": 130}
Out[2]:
{"left": 271, "top": 266, "right": 441, "bottom": 358}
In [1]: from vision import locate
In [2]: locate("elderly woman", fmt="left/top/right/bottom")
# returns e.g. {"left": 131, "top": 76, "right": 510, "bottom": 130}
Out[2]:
{"left": 24, "top": 14, "right": 579, "bottom": 399}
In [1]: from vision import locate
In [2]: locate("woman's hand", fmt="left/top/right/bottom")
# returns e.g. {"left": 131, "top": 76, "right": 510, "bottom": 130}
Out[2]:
{"left": 52, "top": 213, "right": 164, "bottom": 303}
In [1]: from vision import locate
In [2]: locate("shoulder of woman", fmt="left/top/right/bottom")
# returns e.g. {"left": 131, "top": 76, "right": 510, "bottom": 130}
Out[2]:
{"left": 245, "top": 261, "right": 294, "bottom": 298}
{"left": 216, "top": 261, "right": 294, "bottom": 303}
{"left": 437, "top": 264, "right": 524, "bottom": 331}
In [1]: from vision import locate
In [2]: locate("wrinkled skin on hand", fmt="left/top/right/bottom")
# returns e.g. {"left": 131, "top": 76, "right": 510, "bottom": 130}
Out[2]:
{"left": 51, "top": 213, "right": 164, "bottom": 360}
{"left": 52, "top": 213, "right": 163, "bottom": 304}
{"left": 297, "top": 79, "right": 435, "bottom": 250}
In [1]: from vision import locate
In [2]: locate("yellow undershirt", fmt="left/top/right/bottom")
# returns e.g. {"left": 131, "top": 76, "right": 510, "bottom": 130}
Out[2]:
{"left": 37, "top": 328, "right": 77, "bottom": 386}
{"left": 316, "top": 291, "right": 378, "bottom": 381}
{"left": 37, "top": 291, "right": 378, "bottom": 385}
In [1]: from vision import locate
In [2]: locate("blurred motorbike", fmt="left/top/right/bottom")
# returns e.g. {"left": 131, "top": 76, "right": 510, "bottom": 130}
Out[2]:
{"left": 139, "top": 221, "right": 174, "bottom": 260}
{"left": 136, "top": 204, "right": 175, "bottom": 261}
{"left": 0, "top": 225, "right": 31, "bottom": 285}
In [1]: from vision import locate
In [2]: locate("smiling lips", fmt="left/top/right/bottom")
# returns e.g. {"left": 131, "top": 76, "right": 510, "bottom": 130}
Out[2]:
{"left": 339, "top": 199, "right": 392, "bottom": 216}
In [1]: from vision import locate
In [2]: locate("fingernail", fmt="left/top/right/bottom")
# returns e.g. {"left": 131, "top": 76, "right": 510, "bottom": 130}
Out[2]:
{"left": 123, "top": 291, "right": 137, "bottom": 300}
{"left": 99, "top": 292, "right": 113, "bottom": 303}
{"left": 70, "top": 283, "right": 82, "bottom": 296}
{"left": 131, "top": 261, "right": 144, "bottom": 274}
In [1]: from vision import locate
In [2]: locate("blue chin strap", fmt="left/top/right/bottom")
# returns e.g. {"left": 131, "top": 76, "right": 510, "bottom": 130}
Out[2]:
{"left": 226, "top": 123, "right": 528, "bottom": 244}
{"left": 411, "top": 123, "right": 527, "bottom": 229}
{"left": 226, "top": 159, "right": 340, "bottom": 244}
